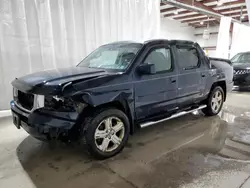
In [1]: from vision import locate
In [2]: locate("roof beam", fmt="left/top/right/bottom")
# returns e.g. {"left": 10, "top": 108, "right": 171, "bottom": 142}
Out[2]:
{"left": 210, "top": 0, "right": 246, "bottom": 8}
{"left": 174, "top": 6, "right": 246, "bottom": 20}
{"left": 234, "top": 15, "right": 249, "bottom": 21}
{"left": 189, "top": 19, "right": 219, "bottom": 26}
{"left": 182, "top": 17, "right": 218, "bottom": 23}
{"left": 175, "top": 13, "right": 204, "bottom": 20}
{"left": 170, "top": 0, "right": 222, "bottom": 14}
{"left": 164, "top": 0, "right": 222, "bottom": 21}
{"left": 189, "top": 19, "right": 220, "bottom": 26}
{"left": 161, "top": 0, "right": 246, "bottom": 14}
{"left": 202, "top": 0, "right": 245, "bottom": 4}
{"left": 191, "top": 17, "right": 248, "bottom": 29}
{"left": 162, "top": 0, "right": 246, "bottom": 25}
{"left": 168, "top": 4, "right": 247, "bottom": 20}
{"left": 220, "top": 6, "right": 247, "bottom": 13}
{"left": 193, "top": 23, "right": 218, "bottom": 28}
{"left": 162, "top": 10, "right": 193, "bottom": 17}
{"left": 180, "top": 11, "right": 247, "bottom": 23}
{"left": 163, "top": 13, "right": 175, "bottom": 17}
{"left": 224, "top": 10, "right": 248, "bottom": 17}
{"left": 161, "top": 7, "right": 178, "bottom": 13}
{"left": 201, "top": 0, "right": 219, "bottom": 3}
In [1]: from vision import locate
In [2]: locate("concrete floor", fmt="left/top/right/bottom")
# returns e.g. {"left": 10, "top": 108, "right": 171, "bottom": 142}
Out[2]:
{"left": 1, "top": 92, "right": 250, "bottom": 188}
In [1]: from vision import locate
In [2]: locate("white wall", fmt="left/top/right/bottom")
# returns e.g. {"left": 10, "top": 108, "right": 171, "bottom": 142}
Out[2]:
{"left": 194, "top": 26, "right": 219, "bottom": 57}
{"left": 160, "top": 17, "right": 195, "bottom": 41}
{"left": 195, "top": 26, "right": 219, "bottom": 46}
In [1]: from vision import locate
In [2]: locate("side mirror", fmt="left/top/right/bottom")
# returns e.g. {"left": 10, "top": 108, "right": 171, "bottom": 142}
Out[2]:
{"left": 137, "top": 63, "right": 156, "bottom": 75}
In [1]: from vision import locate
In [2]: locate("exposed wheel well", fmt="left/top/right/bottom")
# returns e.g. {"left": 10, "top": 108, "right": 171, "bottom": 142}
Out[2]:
{"left": 73, "top": 101, "right": 134, "bottom": 138}
{"left": 210, "top": 81, "right": 227, "bottom": 101}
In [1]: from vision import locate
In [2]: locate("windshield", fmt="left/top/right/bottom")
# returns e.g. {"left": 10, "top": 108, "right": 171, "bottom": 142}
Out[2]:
{"left": 231, "top": 53, "right": 250, "bottom": 64}
{"left": 78, "top": 43, "right": 142, "bottom": 71}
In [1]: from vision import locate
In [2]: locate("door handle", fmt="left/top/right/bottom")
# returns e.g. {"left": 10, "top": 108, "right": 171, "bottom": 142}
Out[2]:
{"left": 170, "top": 78, "right": 176, "bottom": 83}
{"left": 201, "top": 73, "right": 206, "bottom": 77}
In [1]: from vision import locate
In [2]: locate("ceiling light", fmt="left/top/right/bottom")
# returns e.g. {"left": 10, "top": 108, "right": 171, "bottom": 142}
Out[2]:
{"left": 241, "top": 15, "right": 245, "bottom": 19}
{"left": 174, "top": 10, "right": 178, "bottom": 15}
{"left": 200, "top": 21, "right": 204, "bottom": 25}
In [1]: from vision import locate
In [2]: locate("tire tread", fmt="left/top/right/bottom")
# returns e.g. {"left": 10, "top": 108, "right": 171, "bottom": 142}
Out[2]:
{"left": 202, "top": 86, "right": 224, "bottom": 116}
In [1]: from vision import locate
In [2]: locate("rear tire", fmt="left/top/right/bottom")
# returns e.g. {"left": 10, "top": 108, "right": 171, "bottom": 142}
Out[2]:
{"left": 83, "top": 108, "right": 130, "bottom": 159}
{"left": 202, "top": 86, "right": 224, "bottom": 116}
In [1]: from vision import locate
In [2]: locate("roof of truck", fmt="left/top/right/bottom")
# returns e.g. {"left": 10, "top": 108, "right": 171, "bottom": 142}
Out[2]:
{"left": 144, "top": 39, "right": 195, "bottom": 45}
{"left": 108, "top": 39, "right": 196, "bottom": 46}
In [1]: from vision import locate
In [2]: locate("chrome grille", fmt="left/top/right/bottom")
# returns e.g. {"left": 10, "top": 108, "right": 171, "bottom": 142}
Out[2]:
{"left": 234, "top": 69, "right": 250, "bottom": 75}
{"left": 13, "top": 88, "right": 45, "bottom": 112}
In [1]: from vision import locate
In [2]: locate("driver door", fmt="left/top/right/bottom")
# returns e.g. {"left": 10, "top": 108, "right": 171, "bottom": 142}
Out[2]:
{"left": 134, "top": 45, "right": 178, "bottom": 120}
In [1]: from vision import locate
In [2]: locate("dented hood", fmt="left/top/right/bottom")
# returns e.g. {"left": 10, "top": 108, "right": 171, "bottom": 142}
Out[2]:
{"left": 11, "top": 66, "right": 110, "bottom": 95}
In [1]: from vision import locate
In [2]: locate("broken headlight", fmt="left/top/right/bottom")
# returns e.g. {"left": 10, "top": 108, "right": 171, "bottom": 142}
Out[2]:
{"left": 44, "top": 96, "right": 76, "bottom": 112}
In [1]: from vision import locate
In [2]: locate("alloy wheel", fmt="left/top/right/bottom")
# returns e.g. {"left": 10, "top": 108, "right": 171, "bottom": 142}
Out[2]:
{"left": 211, "top": 90, "right": 223, "bottom": 113}
{"left": 94, "top": 117, "right": 125, "bottom": 152}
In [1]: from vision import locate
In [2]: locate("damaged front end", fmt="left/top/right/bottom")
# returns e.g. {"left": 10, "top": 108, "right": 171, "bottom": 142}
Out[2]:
{"left": 11, "top": 87, "right": 87, "bottom": 142}
{"left": 10, "top": 66, "right": 121, "bottom": 142}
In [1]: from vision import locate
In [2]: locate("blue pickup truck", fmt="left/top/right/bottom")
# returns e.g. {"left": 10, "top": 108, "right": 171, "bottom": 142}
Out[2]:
{"left": 11, "top": 40, "right": 233, "bottom": 159}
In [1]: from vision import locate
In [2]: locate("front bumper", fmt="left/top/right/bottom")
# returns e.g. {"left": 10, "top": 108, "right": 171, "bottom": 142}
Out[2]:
{"left": 233, "top": 74, "right": 250, "bottom": 86}
{"left": 10, "top": 101, "right": 78, "bottom": 141}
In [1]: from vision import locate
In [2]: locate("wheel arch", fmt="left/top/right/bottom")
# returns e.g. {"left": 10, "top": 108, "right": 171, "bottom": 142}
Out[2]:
{"left": 210, "top": 80, "right": 227, "bottom": 101}
{"left": 72, "top": 100, "right": 135, "bottom": 138}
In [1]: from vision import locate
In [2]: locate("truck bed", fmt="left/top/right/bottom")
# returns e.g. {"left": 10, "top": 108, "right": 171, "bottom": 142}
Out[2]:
{"left": 210, "top": 57, "right": 234, "bottom": 86}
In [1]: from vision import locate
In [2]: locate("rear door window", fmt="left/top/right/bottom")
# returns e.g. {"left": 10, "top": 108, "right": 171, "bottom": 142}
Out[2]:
{"left": 176, "top": 47, "right": 199, "bottom": 70}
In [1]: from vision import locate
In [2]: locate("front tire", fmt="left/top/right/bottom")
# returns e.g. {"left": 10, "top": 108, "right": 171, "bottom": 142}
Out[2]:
{"left": 83, "top": 108, "right": 130, "bottom": 159}
{"left": 202, "top": 86, "right": 224, "bottom": 116}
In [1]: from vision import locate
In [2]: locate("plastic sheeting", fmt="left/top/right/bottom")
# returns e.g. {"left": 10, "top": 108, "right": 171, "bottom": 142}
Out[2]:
{"left": 246, "top": 0, "right": 250, "bottom": 25}
{"left": 230, "top": 22, "right": 250, "bottom": 58}
{"left": 0, "top": 0, "right": 160, "bottom": 110}
{"left": 215, "top": 16, "right": 231, "bottom": 59}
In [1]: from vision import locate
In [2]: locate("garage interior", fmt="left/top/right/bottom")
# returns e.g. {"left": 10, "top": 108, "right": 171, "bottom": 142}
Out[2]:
{"left": 1, "top": 0, "right": 250, "bottom": 187}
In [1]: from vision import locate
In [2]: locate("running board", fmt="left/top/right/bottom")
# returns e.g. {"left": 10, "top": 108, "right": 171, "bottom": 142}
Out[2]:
{"left": 139, "top": 105, "right": 207, "bottom": 128}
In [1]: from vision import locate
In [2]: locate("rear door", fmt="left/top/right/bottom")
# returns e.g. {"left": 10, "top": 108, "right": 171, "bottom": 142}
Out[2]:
{"left": 174, "top": 45, "right": 206, "bottom": 107}
{"left": 134, "top": 45, "right": 178, "bottom": 120}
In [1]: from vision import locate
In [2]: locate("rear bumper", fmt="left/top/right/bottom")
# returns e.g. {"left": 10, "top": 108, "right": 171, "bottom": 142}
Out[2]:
{"left": 10, "top": 101, "right": 78, "bottom": 141}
